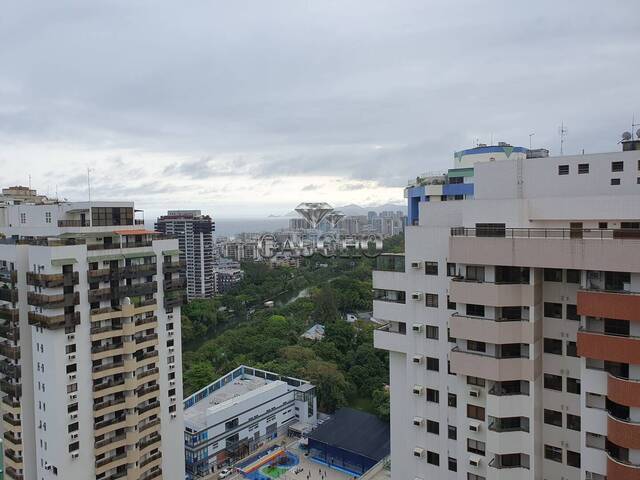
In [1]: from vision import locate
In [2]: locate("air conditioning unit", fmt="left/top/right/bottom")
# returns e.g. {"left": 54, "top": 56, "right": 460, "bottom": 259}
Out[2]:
{"left": 71, "top": 452, "right": 79, "bottom": 460}
{"left": 469, "top": 455, "right": 481, "bottom": 467}
{"left": 70, "top": 433, "right": 79, "bottom": 440}
{"left": 413, "top": 417, "right": 424, "bottom": 426}
{"left": 168, "top": 331, "right": 174, "bottom": 337}
{"left": 412, "top": 385, "right": 423, "bottom": 395}
{"left": 69, "top": 393, "right": 78, "bottom": 401}
{"left": 168, "top": 346, "right": 175, "bottom": 353}
{"left": 171, "top": 413, "right": 177, "bottom": 419}
{"left": 413, "top": 447, "right": 425, "bottom": 458}
{"left": 69, "top": 412, "right": 78, "bottom": 420}
{"left": 67, "top": 334, "right": 75, "bottom": 341}
{"left": 411, "top": 292, "right": 423, "bottom": 301}
{"left": 412, "top": 355, "right": 423, "bottom": 364}
{"left": 469, "top": 388, "right": 480, "bottom": 398}
{"left": 469, "top": 421, "right": 481, "bottom": 432}
{"left": 411, "top": 261, "right": 422, "bottom": 269}
{"left": 169, "top": 380, "right": 176, "bottom": 386}
{"left": 68, "top": 373, "right": 77, "bottom": 381}
{"left": 412, "top": 323, "right": 422, "bottom": 333}
{"left": 169, "top": 396, "right": 176, "bottom": 402}
{"left": 167, "top": 314, "right": 174, "bottom": 320}
{"left": 68, "top": 354, "right": 76, "bottom": 361}
{"left": 169, "top": 364, "right": 175, "bottom": 371}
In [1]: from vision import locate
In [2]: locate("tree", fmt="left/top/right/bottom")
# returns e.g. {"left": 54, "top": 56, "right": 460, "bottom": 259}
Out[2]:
{"left": 312, "top": 287, "right": 338, "bottom": 324}
{"left": 184, "top": 362, "right": 215, "bottom": 394}
{"left": 372, "top": 388, "right": 390, "bottom": 422}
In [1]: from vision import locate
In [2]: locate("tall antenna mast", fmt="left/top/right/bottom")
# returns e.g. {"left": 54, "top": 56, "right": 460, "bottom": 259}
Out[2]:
{"left": 529, "top": 132, "right": 535, "bottom": 150}
{"left": 87, "top": 167, "right": 92, "bottom": 227}
{"left": 28, "top": 175, "right": 31, "bottom": 190}
{"left": 632, "top": 114, "right": 640, "bottom": 140}
{"left": 558, "top": 122, "right": 568, "bottom": 155}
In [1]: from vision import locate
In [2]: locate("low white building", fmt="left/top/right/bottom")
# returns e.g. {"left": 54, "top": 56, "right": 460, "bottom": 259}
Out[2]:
{"left": 183, "top": 365, "right": 317, "bottom": 478}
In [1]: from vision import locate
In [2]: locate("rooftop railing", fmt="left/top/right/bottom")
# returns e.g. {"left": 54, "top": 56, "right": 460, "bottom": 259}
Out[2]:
{"left": 451, "top": 227, "right": 640, "bottom": 239}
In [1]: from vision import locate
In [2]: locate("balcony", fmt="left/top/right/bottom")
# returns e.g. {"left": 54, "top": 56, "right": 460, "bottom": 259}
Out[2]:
{"left": 163, "top": 277, "right": 186, "bottom": 292}
{"left": 449, "top": 313, "right": 536, "bottom": 344}
{"left": 27, "top": 291, "right": 79, "bottom": 309}
{"left": 578, "top": 289, "right": 640, "bottom": 322}
{"left": 0, "top": 342, "right": 20, "bottom": 361}
{"left": 373, "top": 323, "right": 407, "bottom": 353}
{"left": 608, "top": 374, "right": 640, "bottom": 408}
{"left": 449, "top": 278, "right": 536, "bottom": 307}
{"left": 164, "top": 294, "right": 185, "bottom": 309}
{"left": 137, "top": 400, "right": 160, "bottom": 416}
{"left": 121, "top": 281, "right": 157, "bottom": 298}
{"left": 28, "top": 311, "right": 80, "bottom": 330}
{"left": 607, "top": 413, "right": 640, "bottom": 450}
{"left": 5, "top": 466, "right": 24, "bottom": 480}
{"left": 58, "top": 219, "right": 90, "bottom": 227}
{"left": 0, "top": 288, "right": 18, "bottom": 303}
{"left": 162, "top": 260, "right": 186, "bottom": 274}
{"left": 0, "top": 360, "right": 21, "bottom": 379}
{"left": 27, "top": 272, "right": 79, "bottom": 288}
{"left": 450, "top": 347, "right": 536, "bottom": 382}
{"left": 0, "top": 380, "right": 22, "bottom": 398}
{"left": 0, "top": 306, "right": 18, "bottom": 321}
{"left": 0, "top": 323, "right": 20, "bottom": 342}
{"left": 88, "top": 287, "right": 113, "bottom": 303}
{"left": 607, "top": 453, "right": 640, "bottom": 480}
{"left": 449, "top": 227, "right": 640, "bottom": 272}
{"left": 578, "top": 328, "right": 640, "bottom": 364}
{"left": 0, "top": 269, "right": 17, "bottom": 284}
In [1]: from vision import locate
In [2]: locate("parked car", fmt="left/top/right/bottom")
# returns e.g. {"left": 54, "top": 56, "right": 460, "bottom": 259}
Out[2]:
{"left": 219, "top": 468, "right": 233, "bottom": 479}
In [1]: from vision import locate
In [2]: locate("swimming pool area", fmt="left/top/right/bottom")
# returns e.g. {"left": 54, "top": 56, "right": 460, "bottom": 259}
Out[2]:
{"left": 240, "top": 449, "right": 300, "bottom": 480}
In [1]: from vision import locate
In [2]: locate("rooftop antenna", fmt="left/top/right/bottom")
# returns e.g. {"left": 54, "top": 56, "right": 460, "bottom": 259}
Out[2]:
{"left": 632, "top": 115, "right": 640, "bottom": 140}
{"left": 28, "top": 175, "right": 31, "bottom": 190}
{"left": 87, "top": 167, "right": 92, "bottom": 227}
{"left": 558, "top": 122, "right": 568, "bottom": 155}
{"left": 528, "top": 133, "right": 535, "bottom": 150}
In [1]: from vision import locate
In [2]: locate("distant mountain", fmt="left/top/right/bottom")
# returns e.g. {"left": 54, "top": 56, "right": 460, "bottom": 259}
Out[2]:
{"left": 272, "top": 203, "right": 406, "bottom": 218}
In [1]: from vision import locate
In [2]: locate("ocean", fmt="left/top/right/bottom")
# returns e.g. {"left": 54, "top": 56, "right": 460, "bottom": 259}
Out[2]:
{"left": 212, "top": 218, "right": 290, "bottom": 238}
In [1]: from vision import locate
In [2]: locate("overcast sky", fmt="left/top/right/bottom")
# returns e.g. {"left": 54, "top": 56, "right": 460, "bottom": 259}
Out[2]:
{"left": 1, "top": 1, "right": 638, "bottom": 218}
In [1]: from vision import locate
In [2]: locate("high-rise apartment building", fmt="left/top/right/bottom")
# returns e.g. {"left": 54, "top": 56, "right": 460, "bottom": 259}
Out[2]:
{"left": 374, "top": 140, "right": 640, "bottom": 480}
{"left": 155, "top": 210, "right": 214, "bottom": 300}
{"left": 0, "top": 190, "right": 186, "bottom": 480}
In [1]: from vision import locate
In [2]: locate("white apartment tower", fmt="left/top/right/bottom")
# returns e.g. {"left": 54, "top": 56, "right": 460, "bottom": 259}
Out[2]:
{"left": 374, "top": 139, "right": 640, "bottom": 480}
{"left": 155, "top": 210, "right": 214, "bottom": 300}
{"left": 0, "top": 189, "right": 186, "bottom": 480}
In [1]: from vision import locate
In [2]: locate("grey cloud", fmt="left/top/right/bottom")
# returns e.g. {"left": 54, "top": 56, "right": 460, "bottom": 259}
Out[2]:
{"left": 302, "top": 184, "right": 320, "bottom": 191}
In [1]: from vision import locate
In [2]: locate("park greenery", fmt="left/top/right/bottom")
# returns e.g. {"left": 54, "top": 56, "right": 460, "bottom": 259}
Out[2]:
{"left": 181, "top": 235, "right": 404, "bottom": 420}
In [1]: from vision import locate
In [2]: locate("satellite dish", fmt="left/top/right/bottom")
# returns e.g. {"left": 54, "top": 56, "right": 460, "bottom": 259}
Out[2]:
{"left": 622, "top": 131, "right": 632, "bottom": 141}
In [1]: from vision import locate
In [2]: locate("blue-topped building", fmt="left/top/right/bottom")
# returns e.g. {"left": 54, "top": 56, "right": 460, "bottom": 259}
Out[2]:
{"left": 406, "top": 143, "right": 533, "bottom": 225}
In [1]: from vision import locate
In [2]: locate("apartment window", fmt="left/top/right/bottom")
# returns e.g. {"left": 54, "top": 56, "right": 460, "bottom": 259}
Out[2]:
{"left": 567, "top": 413, "right": 581, "bottom": 431}
{"left": 426, "top": 357, "right": 439, "bottom": 372}
{"left": 611, "top": 178, "right": 621, "bottom": 185}
{"left": 544, "top": 268, "right": 562, "bottom": 282}
{"left": 373, "top": 289, "right": 406, "bottom": 304}
{"left": 544, "top": 409, "right": 562, "bottom": 427}
{"left": 447, "top": 296, "right": 456, "bottom": 310}
{"left": 426, "top": 420, "right": 439, "bottom": 434}
{"left": 447, "top": 263, "right": 456, "bottom": 277}
{"left": 425, "top": 325, "right": 439, "bottom": 339}
{"left": 425, "top": 293, "right": 438, "bottom": 308}
{"left": 637, "top": 177, "right": 640, "bottom": 184}
{"left": 566, "top": 341, "right": 578, "bottom": 357}
{"left": 566, "top": 304, "right": 579, "bottom": 320}
{"left": 566, "top": 377, "right": 581, "bottom": 395}
{"left": 544, "top": 302, "right": 562, "bottom": 318}
{"left": 544, "top": 338, "right": 563, "bottom": 355}
{"left": 612, "top": 161, "right": 624, "bottom": 172}
{"left": 448, "top": 425, "right": 457, "bottom": 440}
{"left": 467, "top": 404, "right": 485, "bottom": 421}
{"left": 20, "top": 213, "right": 26, "bottom": 224}
{"left": 468, "top": 475, "right": 485, "bottom": 480}
{"left": 448, "top": 457, "right": 457, "bottom": 472}
{"left": 427, "top": 451, "right": 439, "bottom": 466}
{"left": 544, "top": 373, "right": 562, "bottom": 391}
{"left": 599, "top": 222, "right": 608, "bottom": 229}
{"left": 45, "top": 212, "right": 52, "bottom": 223}
{"left": 448, "top": 393, "right": 457, "bottom": 408}
{"left": 567, "top": 450, "right": 580, "bottom": 468}
{"left": 467, "top": 438, "right": 485, "bottom": 456}
{"left": 466, "top": 265, "right": 485, "bottom": 281}
{"left": 467, "top": 376, "right": 485, "bottom": 387}
{"left": 467, "top": 340, "right": 486, "bottom": 353}
{"left": 578, "top": 163, "right": 590, "bottom": 174}
{"left": 426, "top": 388, "right": 439, "bottom": 403}
{"left": 544, "top": 445, "right": 562, "bottom": 463}
{"left": 425, "top": 262, "right": 438, "bottom": 275}
{"left": 466, "top": 303, "right": 485, "bottom": 317}
{"left": 558, "top": 165, "right": 569, "bottom": 175}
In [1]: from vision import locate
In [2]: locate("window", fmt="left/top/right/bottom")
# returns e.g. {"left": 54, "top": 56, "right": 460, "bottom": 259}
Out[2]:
{"left": 426, "top": 420, "right": 439, "bottom": 434}
{"left": 448, "top": 457, "right": 457, "bottom": 472}
{"left": 566, "top": 377, "right": 581, "bottom": 395}
{"left": 567, "top": 414, "right": 581, "bottom": 431}
{"left": 373, "top": 289, "right": 406, "bottom": 303}
{"left": 466, "top": 303, "right": 485, "bottom": 317}
{"left": 611, "top": 178, "right": 621, "bottom": 185}
{"left": 20, "top": 212, "right": 26, "bottom": 224}
{"left": 468, "top": 475, "right": 485, "bottom": 480}
{"left": 425, "top": 262, "right": 438, "bottom": 275}
{"left": 612, "top": 161, "right": 624, "bottom": 172}
{"left": 544, "top": 302, "right": 562, "bottom": 318}
{"left": 566, "top": 341, "right": 578, "bottom": 358}
{"left": 448, "top": 393, "right": 457, "bottom": 408}
{"left": 448, "top": 425, "right": 457, "bottom": 440}
{"left": 425, "top": 293, "right": 438, "bottom": 308}
{"left": 426, "top": 388, "right": 439, "bottom": 403}
{"left": 567, "top": 450, "right": 580, "bottom": 468}
{"left": 467, "top": 404, "right": 485, "bottom": 421}
{"left": 447, "top": 263, "right": 456, "bottom": 277}
{"left": 544, "top": 445, "right": 562, "bottom": 463}
{"left": 427, "top": 451, "right": 439, "bottom": 466}
{"left": 466, "top": 265, "right": 485, "bottom": 281}
{"left": 45, "top": 212, "right": 52, "bottom": 223}
{"left": 447, "top": 327, "right": 456, "bottom": 343}
{"left": 544, "top": 409, "right": 562, "bottom": 427}
{"left": 578, "top": 163, "right": 589, "bottom": 174}
{"left": 544, "top": 373, "right": 562, "bottom": 391}
{"left": 467, "top": 340, "right": 486, "bottom": 353}
{"left": 566, "top": 304, "right": 579, "bottom": 320}
{"left": 467, "top": 438, "right": 485, "bottom": 455}
{"left": 447, "top": 295, "right": 456, "bottom": 310}
{"left": 426, "top": 357, "right": 439, "bottom": 372}
{"left": 558, "top": 165, "right": 569, "bottom": 175}
{"left": 467, "top": 376, "right": 485, "bottom": 387}
{"left": 544, "top": 338, "right": 562, "bottom": 355}
{"left": 544, "top": 268, "right": 563, "bottom": 282}
{"left": 425, "top": 325, "right": 439, "bottom": 339}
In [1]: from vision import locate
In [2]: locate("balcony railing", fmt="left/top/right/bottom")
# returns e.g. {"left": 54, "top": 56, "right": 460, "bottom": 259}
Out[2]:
{"left": 0, "top": 380, "right": 22, "bottom": 398}
{"left": 0, "top": 306, "right": 18, "bottom": 321}
{"left": 27, "top": 272, "right": 79, "bottom": 288}
{"left": 58, "top": 219, "right": 90, "bottom": 227}
{"left": 451, "top": 226, "right": 640, "bottom": 239}
{"left": 0, "top": 288, "right": 18, "bottom": 303}
{"left": 0, "top": 342, "right": 20, "bottom": 361}
{"left": 0, "top": 269, "right": 17, "bottom": 283}
{"left": 28, "top": 311, "right": 80, "bottom": 330}
{"left": 163, "top": 277, "right": 186, "bottom": 292}
{"left": 27, "top": 291, "right": 79, "bottom": 309}
{"left": 162, "top": 261, "right": 186, "bottom": 274}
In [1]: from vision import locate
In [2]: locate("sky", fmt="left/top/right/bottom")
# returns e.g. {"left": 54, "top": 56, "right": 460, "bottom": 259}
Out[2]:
{"left": 1, "top": 0, "right": 639, "bottom": 218}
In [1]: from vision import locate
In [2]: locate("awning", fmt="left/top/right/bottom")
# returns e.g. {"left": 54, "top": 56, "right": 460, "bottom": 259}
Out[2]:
{"left": 51, "top": 258, "right": 77, "bottom": 266}
{"left": 123, "top": 251, "right": 156, "bottom": 259}
{"left": 114, "top": 229, "right": 157, "bottom": 236}
{"left": 88, "top": 254, "right": 125, "bottom": 262}
{"left": 161, "top": 249, "right": 181, "bottom": 256}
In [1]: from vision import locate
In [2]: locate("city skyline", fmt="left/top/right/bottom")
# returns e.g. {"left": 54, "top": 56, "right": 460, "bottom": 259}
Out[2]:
{"left": 2, "top": 1, "right": 639, "bottom": 216}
